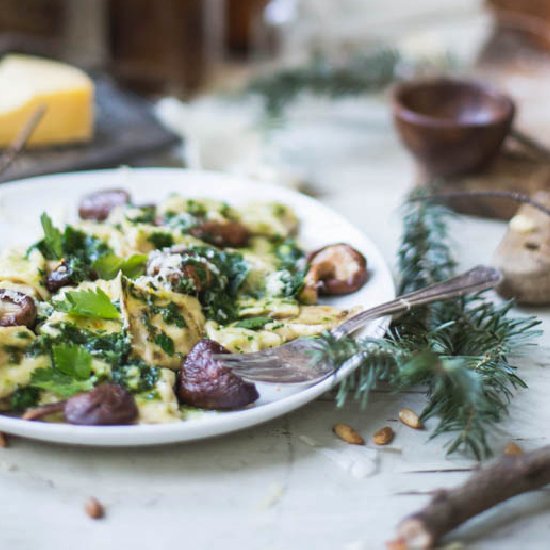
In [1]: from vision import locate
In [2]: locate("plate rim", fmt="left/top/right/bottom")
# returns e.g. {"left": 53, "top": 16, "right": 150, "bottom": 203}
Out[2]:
{"left": 0, "top": 167, "right": 395, "bottom": 446}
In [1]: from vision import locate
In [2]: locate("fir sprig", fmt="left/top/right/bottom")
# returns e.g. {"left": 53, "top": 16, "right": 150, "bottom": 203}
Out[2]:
{"left": 326, "top": 194, "right": 541, "bottom": 459}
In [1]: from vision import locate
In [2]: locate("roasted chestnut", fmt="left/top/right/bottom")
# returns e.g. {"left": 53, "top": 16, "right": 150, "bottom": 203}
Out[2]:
{"left": 179, "top": 339, "right": 258, "bottom": 410}
{"left": 78, "top": 188, "right": 131, "bottom": 221}
{"left": 300, "top": 243, "right": 368, "bottom": 304}
{"left": 64, "top": 383, "right": 138, "bottom": 426}
{"left": 189, "top": 221, "right": 250, "bottom": 248}
{"left": 0, "top": 289, "right": 37, "bottom": 328}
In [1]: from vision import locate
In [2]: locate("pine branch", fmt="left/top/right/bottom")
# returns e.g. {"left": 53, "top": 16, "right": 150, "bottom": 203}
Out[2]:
{"left": 326, "top": 193, "right": 541, "bottom": 459}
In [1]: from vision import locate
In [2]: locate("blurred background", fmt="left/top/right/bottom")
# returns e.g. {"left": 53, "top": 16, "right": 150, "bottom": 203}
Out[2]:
{"left": 1, "top": 0, "right": 550, "bottom": 189}
{"left": 0, "top": 0, "right": 524, "bottom": 96}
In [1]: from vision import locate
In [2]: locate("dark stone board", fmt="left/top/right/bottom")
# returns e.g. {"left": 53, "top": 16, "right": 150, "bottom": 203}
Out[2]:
{"left": 0, "top": 76, "right": 180, "bottom": 184}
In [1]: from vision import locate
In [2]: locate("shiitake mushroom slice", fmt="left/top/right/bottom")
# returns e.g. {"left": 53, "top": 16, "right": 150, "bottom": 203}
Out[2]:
{"left": 300, "top": 243, "right": 368, "bottom": 304}
{"left": 179, "top": 339, "right": 258, "bottom": 410}
{"left": 0, "top": 289, "right": 37, "bottom": 328}
{"left": 78, "top": 188, "right": 131, "bottom": 221}
{"left": 64, "top": 383, "right": 138, "bottom": 426}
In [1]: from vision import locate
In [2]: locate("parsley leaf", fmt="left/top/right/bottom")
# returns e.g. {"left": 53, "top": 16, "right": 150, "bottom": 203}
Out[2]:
{"left": 148, "top": 232, "right": 174, "bottom": 249}
{"left": 120, "top": 254, "right": 148, "bottom": 278}
{"left": 54, "top": 289, "right": 120, "bottom": 319}
{"left": 30, "top": 367, "right": 93, "bottom": 398}
{"left": 9, "top": 387, "right": 40, "bottom": 411}
{"left": 235, "top": 316, "right": 272, "bottom": 330}
{"left": 40, "top": 213, "right": 63, "bottom": 259}
{"left": 52, "top": 344, "right": 92, "bottom": 379}
{"left": 93, "top": 253, "right": 147, "bottom": 280}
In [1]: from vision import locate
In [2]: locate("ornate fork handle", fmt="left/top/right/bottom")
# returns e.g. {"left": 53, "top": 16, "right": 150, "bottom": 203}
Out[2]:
{"left": 331, "top": 265, "right": 502, "bottom": 339}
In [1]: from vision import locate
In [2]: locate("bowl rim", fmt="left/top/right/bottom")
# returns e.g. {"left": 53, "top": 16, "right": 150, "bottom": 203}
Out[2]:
{"left": 391, "top": 77, "right": 515, "bottom": 129}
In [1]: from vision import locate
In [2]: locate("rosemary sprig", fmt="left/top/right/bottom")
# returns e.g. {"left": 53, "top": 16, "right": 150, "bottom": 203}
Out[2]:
{"left": 325, "top": 194, "right": 541, "bottom": 459}
{"left": 247, "top": 49, "right": 401, "bottom": 118}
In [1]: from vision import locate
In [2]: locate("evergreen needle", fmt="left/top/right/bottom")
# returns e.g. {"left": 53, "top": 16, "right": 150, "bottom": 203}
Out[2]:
{"left": 325, "top": 191, "right": 541, "bottom": 459}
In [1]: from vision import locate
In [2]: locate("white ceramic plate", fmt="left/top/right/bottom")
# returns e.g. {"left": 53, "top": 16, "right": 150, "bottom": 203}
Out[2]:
{"left": 0, "top": 168, "right": 394, "bottom": 446}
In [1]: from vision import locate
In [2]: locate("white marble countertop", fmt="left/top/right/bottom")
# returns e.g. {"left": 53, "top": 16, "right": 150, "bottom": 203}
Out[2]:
{"left": 2, "top": 91, "right": 550, "bottom": 550}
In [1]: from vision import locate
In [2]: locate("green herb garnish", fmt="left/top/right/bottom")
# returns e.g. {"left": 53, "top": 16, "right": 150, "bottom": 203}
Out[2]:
{"left": 148, "top": 232, "right": 174, "bottom": 249}
{"left": 235, "top": 316, "right": 272, "bottom": 330}
{"left": 112, "top": 362, "right": 160, "bottom": 393}
{"left": 40, "top": 213, "right": 63, "bottom": 259}
{"left": 54, "top": 289, "right": 120, "bottom": 320}
{"left": 154, "top": 331, "right": 174, "bottom": 356}
{"left": 93, "top": 253, "right": 148, "bottom": 280}
{"left": 29, "top": 367, "right": 93, "bottom": 398}
{"left": 159, "top": 302, "right": 186, "bottom": 328}
{"left": 9, "top": 387, "right": 40, "bottom": 411}
{"left": 52, "top": 344, "right": 92, "bottom": 379}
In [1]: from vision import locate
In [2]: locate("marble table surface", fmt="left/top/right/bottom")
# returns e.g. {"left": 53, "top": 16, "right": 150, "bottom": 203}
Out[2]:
{"left": 2, "top": 90, "right": 550, "bottom": 550}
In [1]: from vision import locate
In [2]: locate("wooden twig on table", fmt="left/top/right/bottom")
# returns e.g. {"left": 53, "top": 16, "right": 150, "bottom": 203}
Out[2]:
{"left": 510, "top": 129, "right": 550, "bottom": 162}
{"left": 0, "top": 104, "right": 46, "bottom": 177}
{"left": 387, "top": 445, "right": 550, "bottom": 549}
{"left": 412, "top": 190, "right": 550, "bottom": 218}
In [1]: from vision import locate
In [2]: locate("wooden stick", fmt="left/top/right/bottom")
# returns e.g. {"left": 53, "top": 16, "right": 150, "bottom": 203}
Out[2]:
{"left": 510, "top": 129, "right": 550, "bottom": 162}
{"left": 413, "top": 191, "right": 550, "bottom": 218}
{"left": 0, "top": 104, "right": 47, "bottom": 177}
{"left": 387, "top": 445, "right": 550, "bottom": 549}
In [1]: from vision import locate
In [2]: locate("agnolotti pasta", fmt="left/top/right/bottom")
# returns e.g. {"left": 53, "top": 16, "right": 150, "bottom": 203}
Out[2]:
{"left": 0, "top": 189, "right": 368, "bottom": 425}
{"left": 0, "top": 247, "right": 48, "bottom": 299}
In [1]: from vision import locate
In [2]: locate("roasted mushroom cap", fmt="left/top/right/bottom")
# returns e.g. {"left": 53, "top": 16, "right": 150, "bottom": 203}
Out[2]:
{"left": 189, "top": 221, "right": 250, "bottom": 248}
{"left": 179, "top": 339, "right": 259, "bottom": 410}
{"left": 0, "top": 289, "right": 37, "bottom": 328}
{"left": 45, "top": 259, "right": 76, "bottom": 293}
{"left": 147, "top": 249, "right": 213, "bottom": 293}
{"left": 78, "top": 188, "right": 131, "bottom": 221}
{"left": 64, "top": 383, "right": 138, "bottom": 426}
{"left": 300, "top": 243, "right": 368, "bottom": 304}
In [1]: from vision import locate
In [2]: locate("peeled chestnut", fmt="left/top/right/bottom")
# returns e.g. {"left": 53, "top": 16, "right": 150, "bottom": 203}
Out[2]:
{"left": 64, "top": 383, "right": 138, "bottom": 426}
{"left": 190, "top": 221, "right": 250, "bottom": 247}
{"left": 78, "top": 188, "right": 131, "bottom": 221}
{"left": 300, "top": 243, "right": 368, "bottom": 304}
{"left": 179, "top": 339, "right": 258, "bottom": 410}
{"left": 0, "top": 289, "right": 37, "bottom": 328}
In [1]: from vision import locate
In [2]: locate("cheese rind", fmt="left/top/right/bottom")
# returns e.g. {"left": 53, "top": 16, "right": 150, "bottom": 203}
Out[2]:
{"left": 0, "top": 55, "right": 93, "bottom": 147}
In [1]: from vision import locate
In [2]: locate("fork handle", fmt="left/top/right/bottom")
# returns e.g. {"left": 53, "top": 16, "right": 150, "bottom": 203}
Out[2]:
{"left": 331, "top": 265, "right": 502, "bottom": 339}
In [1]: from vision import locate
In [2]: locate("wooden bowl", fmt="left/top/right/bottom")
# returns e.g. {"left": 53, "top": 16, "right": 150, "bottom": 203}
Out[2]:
{"left": 392, "top": 78, "right": 515, "bottom": 178}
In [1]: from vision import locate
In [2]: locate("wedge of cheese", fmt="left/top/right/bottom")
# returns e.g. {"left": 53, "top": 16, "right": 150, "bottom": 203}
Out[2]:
{"left": 0, "top": 54, "right": 93, "bottom": 147}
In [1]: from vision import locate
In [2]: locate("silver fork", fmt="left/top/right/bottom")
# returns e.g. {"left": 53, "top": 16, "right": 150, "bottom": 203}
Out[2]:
{"left": 214, "top": 265, "right": 502, "bottom": 384}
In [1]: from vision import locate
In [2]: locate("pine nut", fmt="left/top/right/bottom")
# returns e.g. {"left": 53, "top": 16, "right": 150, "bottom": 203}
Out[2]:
{"left": 398, "top": 408, "right": 423, "bottom": 429}
{"left": 332, "top": 423, "right": 365, "bottom": 445}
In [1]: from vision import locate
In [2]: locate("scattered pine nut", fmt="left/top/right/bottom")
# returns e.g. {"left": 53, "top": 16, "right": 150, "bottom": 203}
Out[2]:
{"left": 85, "top": 497, "right": 105, "bottom": 520}
{"left": 504, "top": 442, "right": 523, "bottom": 456}
{"left": 386, "top": 539, "right": 406, "bottom": 550}
{"left": 372, "top": 426, "right": 395, "bottom": 446}
{"left": 332, "top": 423, "right": 365, "bottom": 445}
{"left": 398, "top": 408, "right": 423, "bottom": 429}
{"left": 0, "top": 431, "right": 7, "bottom": 448}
